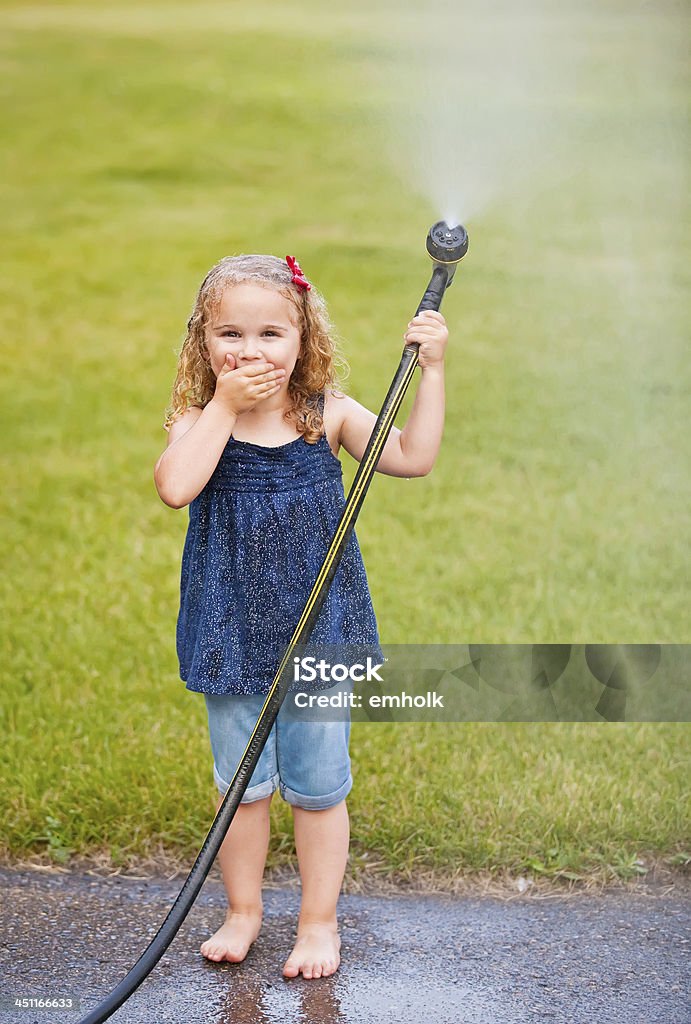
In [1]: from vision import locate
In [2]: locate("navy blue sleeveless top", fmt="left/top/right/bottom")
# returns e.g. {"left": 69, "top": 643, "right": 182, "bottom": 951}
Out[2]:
{"left": 176, "top": 393, "right": 383, "bottom": 694}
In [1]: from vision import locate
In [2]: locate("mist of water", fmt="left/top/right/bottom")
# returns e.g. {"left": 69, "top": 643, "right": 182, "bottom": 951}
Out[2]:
{"left": 355, "top": 0, "right": 689, "bottom": 498}
{"left": 362, "top": 0, "right": 585, "bottom": 225}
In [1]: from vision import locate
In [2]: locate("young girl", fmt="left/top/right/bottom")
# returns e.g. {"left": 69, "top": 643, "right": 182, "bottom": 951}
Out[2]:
{"left": 154, "top": 253, "right": 448, "bottom": 981}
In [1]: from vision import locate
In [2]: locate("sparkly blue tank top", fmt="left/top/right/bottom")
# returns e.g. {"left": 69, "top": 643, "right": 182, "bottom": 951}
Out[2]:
{"left": 176, "top": 393, "right": 383, "bottom": 695}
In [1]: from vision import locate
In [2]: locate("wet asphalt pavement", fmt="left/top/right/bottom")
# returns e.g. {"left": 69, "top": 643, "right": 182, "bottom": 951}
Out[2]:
{"left": 0, "top": 867, "right": 688, "bottom": 1024}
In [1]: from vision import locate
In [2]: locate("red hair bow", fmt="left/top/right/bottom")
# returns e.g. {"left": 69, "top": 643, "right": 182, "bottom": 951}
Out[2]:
{"left": 286, "top": 255, "right": 312, "bottom": 291}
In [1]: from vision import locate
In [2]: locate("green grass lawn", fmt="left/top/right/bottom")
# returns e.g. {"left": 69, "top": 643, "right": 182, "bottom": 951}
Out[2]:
{"left": 1, "top": 0, "right": 689, "bottom": 887}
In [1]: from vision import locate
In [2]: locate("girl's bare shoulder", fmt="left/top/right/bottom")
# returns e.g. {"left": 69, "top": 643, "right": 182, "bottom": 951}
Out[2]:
{"left": 164, "top": 405, "right": 204, "bottom": 446}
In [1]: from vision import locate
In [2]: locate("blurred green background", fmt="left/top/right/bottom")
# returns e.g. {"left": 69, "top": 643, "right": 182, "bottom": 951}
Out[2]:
{"left": 1, "top": 0, "right": 688, "bottom": 885}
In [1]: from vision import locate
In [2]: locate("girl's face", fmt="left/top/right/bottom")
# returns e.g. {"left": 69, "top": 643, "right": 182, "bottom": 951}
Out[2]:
{"left": 204, "top": 283, "right": 302, "bottom": 381}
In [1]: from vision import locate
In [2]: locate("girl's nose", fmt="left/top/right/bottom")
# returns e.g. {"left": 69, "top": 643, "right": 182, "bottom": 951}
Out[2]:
{"left": 239, "top": 339, "right": 264, "bottom": 359}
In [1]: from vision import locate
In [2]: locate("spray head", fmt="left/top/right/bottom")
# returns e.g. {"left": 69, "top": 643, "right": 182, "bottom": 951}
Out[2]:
{"left": 425, "top": 220, "right": 469, "bottom": 287}
{"left": 412, "top": 220, "right": 469, "bottom": 317}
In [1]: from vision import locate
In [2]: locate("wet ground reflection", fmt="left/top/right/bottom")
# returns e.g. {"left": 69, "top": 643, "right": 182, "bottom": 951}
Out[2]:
{"left": 1, "top": 867, "right": 688, "bottom": 1024}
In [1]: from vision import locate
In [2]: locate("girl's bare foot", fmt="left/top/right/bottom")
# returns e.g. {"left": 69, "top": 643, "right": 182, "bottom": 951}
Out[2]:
{"left": 282, "top": 923, "right": 341, "bottom": 980}
{"left": 200, "top": 909, "right": 262, "bottom": 963}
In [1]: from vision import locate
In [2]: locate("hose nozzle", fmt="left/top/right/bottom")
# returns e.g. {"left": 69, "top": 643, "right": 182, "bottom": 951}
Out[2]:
{"left": 414, "top": 220, "right": 469, "bottom": 316}
{"left": 425, "top": 221, "right": 469, "bottom": 287}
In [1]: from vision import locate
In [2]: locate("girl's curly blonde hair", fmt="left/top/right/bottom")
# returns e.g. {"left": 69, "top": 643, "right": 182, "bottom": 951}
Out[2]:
{"left": 163, "top": 254, "right": 350, "bottom": 444}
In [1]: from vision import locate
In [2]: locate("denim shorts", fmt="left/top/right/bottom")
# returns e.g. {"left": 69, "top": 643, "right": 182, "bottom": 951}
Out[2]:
{"left": 203, "top": 688, "right": 352, "bottom": 811}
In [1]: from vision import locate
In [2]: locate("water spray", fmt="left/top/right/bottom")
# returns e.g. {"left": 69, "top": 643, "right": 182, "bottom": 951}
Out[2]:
{"left": 75, "top": 220, "right": 469, "bottom": 1024}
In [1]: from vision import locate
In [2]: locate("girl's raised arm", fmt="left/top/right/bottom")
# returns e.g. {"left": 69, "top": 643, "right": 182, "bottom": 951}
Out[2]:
{"left": 336, "top": 367, "right": 444, "bottom": 479}
{"left": 337, "top": 310, "right": 448, "bottom": 478}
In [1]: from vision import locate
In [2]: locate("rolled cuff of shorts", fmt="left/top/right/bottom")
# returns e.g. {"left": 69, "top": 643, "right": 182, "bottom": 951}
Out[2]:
{"left": 213, "top": 762, "right": 279, "bottom": 803}
{"left": 279, "top": 772, "right": 353, "bottom": 810}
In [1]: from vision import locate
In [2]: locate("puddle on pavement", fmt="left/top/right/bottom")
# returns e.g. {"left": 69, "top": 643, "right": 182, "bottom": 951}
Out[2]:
{"left": 204, "top": 971, "right": 525, "bottom": 1024}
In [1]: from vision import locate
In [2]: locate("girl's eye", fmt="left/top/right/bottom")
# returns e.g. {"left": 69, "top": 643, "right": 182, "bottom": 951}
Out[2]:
{"left": 221, "top": 331, "right": 278, "bottom": 337}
